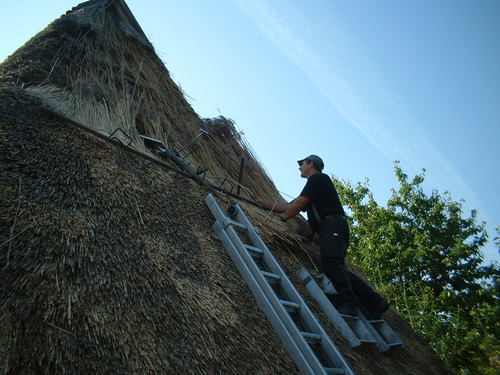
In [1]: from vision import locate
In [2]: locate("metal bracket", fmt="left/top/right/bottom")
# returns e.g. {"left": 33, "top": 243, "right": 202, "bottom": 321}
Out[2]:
{"left": 178, "top": 129, "right": 209, "bottom": 158}
{"left": 195, "top": 166, "right": 208, "bottom": 181}
{"left": 220, "top": 178, "right": 236, "bottom": 193}
{"left": 110, "top": 128, "right": 132, "bottom": 147}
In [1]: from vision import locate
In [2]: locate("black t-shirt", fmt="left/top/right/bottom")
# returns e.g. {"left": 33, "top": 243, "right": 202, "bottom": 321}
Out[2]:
{"left": 299, "top": 172, "right": 345, "bottom": 229}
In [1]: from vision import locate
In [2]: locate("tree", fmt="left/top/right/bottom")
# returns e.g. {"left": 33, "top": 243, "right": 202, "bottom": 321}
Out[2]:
{"left": 333, "top": 162, "right": 499, "bottom": 375}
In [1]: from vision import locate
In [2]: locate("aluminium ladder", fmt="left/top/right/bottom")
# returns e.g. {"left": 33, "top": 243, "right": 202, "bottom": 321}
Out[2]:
{"left": 205, "top": 193, "right": 356, "bottom": 375}
{"left": 298, "top": 270, "right": 403, "bottom": 352}
{"left": 298, "top": 269, "right": 376, "bottom": 349}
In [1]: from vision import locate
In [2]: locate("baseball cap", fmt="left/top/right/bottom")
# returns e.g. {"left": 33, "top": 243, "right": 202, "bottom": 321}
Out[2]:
{"left": 297, "top": 154, "right": 324, "bottom": 170}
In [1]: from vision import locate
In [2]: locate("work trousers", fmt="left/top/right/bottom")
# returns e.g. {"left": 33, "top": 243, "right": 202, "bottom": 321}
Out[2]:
{"left": 319, "top": 218, "right": 379, "bottom": 309}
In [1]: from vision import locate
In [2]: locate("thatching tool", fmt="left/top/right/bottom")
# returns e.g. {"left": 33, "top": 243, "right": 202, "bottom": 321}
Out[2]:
{"left": 140, "top": 135, "right": 194, "bottom": 172}
{"left": 140, "top": 135, "right": 168, "bottom": 151}
{"left": 178, "top": 129, "right": 209, "bottom": 158}
{"left": 37, "top": 106, "right": 280, "bottom": 207}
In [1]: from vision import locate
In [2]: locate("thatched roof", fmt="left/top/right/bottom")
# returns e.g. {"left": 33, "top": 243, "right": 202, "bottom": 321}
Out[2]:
{"left": 1, "top": 1, "right": 454, "bottom": 374}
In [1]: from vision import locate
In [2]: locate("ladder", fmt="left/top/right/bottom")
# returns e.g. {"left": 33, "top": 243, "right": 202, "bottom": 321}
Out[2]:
{"left": 298, "top": 270, "right": 403, "bottom": 352}
{"left": 205, "top": 193, "right": 356, "bottom": 375}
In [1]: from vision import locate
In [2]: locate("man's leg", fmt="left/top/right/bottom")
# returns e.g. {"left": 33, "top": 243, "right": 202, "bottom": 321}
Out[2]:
{"left": 319, "top": 219, "right": 357, "bottom": 316}
{"left": 350, "top": 272, "right": 389, "bottom": 320}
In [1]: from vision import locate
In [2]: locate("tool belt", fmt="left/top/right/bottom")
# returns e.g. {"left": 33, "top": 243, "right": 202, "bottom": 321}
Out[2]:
{"left": 324, "top": 214, "right": 346, "bottom": 221}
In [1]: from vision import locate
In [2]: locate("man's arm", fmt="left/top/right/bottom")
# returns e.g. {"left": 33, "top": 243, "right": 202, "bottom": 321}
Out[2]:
{"left": 281, "top": 196, "right": 311, "bottom": 221}
{"left": 258, "top": 200, "right": 290, "bottom": 213}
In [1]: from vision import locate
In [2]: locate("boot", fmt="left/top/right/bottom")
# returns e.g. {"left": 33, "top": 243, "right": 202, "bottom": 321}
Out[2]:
{"left": 365, "top": 297, "right": 389, "bottom": 320}
{"left": 336, "top": 304, "right": 358, "bottom": 318}
{"left": 326, "top": 293, "right": 358, "bottom": 317}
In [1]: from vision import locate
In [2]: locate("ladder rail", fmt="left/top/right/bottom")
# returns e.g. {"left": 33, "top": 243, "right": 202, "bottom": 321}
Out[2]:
{"left": 226, "top": 225, "right": 354, "bottom": 372}
{"left": 228, "top": 205, "right": 355, "bottom": 368}
{"left": 356, "top": 313, "right": 390, "bottom": 352}
{"left": 205, "top": 194, "right": 356, "bottom": 375}
{"left": 319, "top": 272, "right": 403, "bottom": 350}
{"left": 212, "top": 221, "right": 317, "bottom": 374}
{"left": 300, "top": 269, "right": 403, "bottom": 352}
{"left": 224, "top": 224, "right": 334, "bottom": 374}
{"left": 298, "top": 269, "right": 363, "bottom": 348}
{"left": 357, "top": 314, "right": 402, "bottom": 351}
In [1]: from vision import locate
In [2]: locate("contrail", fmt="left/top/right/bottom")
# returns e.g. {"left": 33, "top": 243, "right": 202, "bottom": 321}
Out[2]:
{"left": 232, "top": 0, "right": 491, "bottom": 231}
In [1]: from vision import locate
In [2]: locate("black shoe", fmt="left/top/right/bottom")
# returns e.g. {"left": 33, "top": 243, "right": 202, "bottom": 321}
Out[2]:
{"left": 326, "top": 293, "right": 358, "bottom": 317}
{"left": 366, "top": 299, "right": 389, "bottom": 320}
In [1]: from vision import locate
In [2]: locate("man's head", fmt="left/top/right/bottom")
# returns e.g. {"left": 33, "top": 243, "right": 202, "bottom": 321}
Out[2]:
{"left": 297, "top": 154, "right": 324, "bottom": 178}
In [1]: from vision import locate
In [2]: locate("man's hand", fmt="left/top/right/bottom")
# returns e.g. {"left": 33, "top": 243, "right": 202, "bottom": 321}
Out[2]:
{"left": 281, "top": 196, "right": 311, "bottom": 221}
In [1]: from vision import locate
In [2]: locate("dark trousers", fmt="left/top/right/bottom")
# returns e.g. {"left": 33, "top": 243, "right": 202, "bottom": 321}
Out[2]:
{"left": 319, "top": 218, "right": 380, "bottom": 310}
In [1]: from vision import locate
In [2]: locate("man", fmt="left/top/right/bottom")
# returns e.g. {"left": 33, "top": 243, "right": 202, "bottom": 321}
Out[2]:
{"left": 262, "top": 155, "right": 389, "bottom": 319}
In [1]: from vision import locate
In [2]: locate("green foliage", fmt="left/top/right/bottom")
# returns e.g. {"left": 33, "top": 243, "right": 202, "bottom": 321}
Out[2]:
{"left": 333, "top": 161, "right": 499, "bottom": 375}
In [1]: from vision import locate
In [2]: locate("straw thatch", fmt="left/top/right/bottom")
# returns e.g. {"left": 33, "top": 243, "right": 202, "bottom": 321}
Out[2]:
{"left": 1, "top": 1, "right": 455, "bottom": 374}
{"left": 0, "top": 0, "right": 279, "bottom": 204}
{"left": 0, "top": 86, "right": 301, "bottom": 374}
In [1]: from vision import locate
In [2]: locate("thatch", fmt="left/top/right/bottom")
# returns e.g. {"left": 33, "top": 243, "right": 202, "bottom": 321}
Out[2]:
{"left": 0, "top": 86, "right": 301, "bottom": 374}
{"left": 0, "top": 0, "right": 279, "bottom": 203}
{"left": 1, "top": 1, "right": 455, "bottom": 374}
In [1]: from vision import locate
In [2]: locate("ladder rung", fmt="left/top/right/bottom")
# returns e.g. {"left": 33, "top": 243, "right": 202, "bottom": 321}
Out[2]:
{"left": 260, "top": 270, "right": 281, "bottom": 282}
{"left": 339, "top": 314, "right": 359, "bottom": 320}
{"left": 243, "top": 243, "right": 264, "bottom": 255}
{"left": 226, "top": 219, "right": 247, "bottom": 230}
{"left": 206, "top": 195, "right": 357, "bottom": 374}
{"left": 324, "top": 368, "right": 345, "bottom": 375}
{"left": 280, "top": 299, "right": 300, "bottom": 312}
{"left": 300, "top": 331, "right": 322, "bottom": 343}
{"left": 368, "top": 319, "right": 384, "bottom": 324}
{"left": 359, "top": 339, "right": 377, "bottom": 344}
{"left": 388, "top": 341, "right": 403, "bottom": 347}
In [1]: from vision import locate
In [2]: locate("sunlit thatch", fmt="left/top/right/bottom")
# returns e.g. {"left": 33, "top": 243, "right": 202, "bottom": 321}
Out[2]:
{"left": 2, "top": 0, "right": 280, "bottom": 205}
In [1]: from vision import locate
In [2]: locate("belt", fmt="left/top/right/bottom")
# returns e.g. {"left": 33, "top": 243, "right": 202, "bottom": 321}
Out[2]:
{"left": 324, "top": 214, "right": 346, "bottom": 221}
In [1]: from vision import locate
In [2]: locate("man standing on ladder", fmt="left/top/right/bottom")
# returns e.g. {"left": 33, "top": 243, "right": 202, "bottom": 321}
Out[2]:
{"left": 260, "top": 155, "right": 389, "bottom": 319}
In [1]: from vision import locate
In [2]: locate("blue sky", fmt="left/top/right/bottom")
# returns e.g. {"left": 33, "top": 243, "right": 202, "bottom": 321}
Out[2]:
{"left": 1, "top": 0, "right": 498, "bottom": 264}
